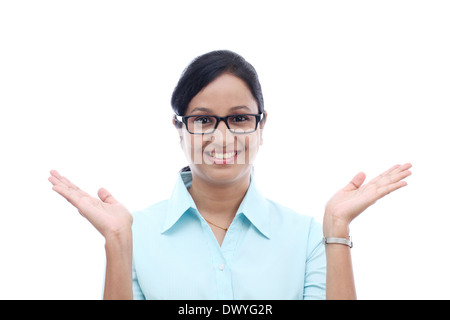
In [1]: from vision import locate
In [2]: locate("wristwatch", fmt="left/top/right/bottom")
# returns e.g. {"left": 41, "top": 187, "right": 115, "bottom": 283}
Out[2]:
{"left": 323, "top": 237, "right": 353, "bottom": 248}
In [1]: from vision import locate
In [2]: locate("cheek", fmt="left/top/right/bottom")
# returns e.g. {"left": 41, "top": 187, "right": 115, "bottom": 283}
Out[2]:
{"left": 181, "top": 134, "right": 206, "bottom": 164}
{"left": 245, "top": 134, "right": 260, "bottom": 160}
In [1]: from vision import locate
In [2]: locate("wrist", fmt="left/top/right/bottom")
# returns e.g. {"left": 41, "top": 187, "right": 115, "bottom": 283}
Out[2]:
{"left": 323, "top": 214, "right": 350, "bottom": 238}
{"left": 105, "top": 226, "right": 132, "bottom": 250}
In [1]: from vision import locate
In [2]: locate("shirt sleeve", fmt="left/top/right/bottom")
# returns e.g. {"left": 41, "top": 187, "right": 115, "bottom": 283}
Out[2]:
{"left": 303, "top": 220, "right": 326, "bottom": 300}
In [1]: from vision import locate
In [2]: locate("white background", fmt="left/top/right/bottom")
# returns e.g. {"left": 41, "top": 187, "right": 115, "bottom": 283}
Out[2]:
{"left": 1, "top": 0, "right": 449, "bottom": 299}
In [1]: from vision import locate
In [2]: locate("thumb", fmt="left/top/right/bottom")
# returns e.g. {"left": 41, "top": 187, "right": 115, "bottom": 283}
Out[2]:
{"left": 343, "top": 172, "right": 366, "bottom": 191}
{"left": 97, "top": 188, "right": 118, "bottom": 204}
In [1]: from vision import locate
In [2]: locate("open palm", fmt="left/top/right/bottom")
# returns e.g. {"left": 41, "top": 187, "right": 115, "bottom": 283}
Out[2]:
{"left": 325, "top": 163, "right": 412, "bottom": 230}
{"left": 48, "top": 170, "right": 132, "bottom": 239}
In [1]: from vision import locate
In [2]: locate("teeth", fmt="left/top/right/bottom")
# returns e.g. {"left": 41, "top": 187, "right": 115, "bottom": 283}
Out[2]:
{"left": 209, "top": 151, "right": 237, "bottom": 159}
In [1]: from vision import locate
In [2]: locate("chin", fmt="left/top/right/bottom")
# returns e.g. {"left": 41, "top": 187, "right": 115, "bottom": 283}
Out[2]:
{"left": 191, "top": 163, "right": 252, "bottom": 185}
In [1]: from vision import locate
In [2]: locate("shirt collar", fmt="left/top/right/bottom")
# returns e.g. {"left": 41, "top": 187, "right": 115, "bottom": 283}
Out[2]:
{"left": 161, "top": 171, "right": 271, "bottom": 239}
{"left": 161, "top": 171, "right": 198, "bottom": 233}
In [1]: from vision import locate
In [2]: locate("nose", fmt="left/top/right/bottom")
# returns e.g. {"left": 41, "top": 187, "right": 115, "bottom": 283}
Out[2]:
{"left": 210, "top": 120, "right": 228, "bottom": 144}
{"left": 215, "top": 118, "right": 229, "bottom": 134}
{"left": 211, "top": 120, "right": 236, "bottom": 151}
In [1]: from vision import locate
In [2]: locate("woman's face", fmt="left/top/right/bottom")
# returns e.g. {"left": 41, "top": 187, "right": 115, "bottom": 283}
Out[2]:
{"left": 176, "top": 73, "right": 266, "bottom": 186}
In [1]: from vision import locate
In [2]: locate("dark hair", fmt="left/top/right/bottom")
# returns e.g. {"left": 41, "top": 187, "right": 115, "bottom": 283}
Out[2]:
{"left": 171, "top": 50, "right": 264, "bottom": 116}
{"left": 172, "top": 50, "right": 265, "bottom": 173}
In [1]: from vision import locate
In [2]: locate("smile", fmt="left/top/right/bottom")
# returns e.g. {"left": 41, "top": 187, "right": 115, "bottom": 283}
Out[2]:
{"left": 208, "top": 151, "right": 238, "bottom": 159}
{"left": 205, "top": 150, "right": 240, "bottom": 165}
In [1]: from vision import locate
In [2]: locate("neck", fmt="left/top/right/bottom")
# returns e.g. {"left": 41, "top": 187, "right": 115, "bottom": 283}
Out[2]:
{"left": 188, "top": 170, "right": 251, "bottom": 224}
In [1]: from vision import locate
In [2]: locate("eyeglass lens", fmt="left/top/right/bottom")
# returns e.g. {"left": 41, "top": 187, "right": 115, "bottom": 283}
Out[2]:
{"left": 187, "top": 115, "right": 258, "bottom": 134}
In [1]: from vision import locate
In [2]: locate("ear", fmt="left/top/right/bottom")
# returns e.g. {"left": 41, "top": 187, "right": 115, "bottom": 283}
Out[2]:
{"left": 172, "top": 116, "right": 183, "bottom": 129}
{"left": 172, "top": 117, "right": 184, "bottom": 143}
{"left": 259, "top": 111, "right": 268, "bottom": 145}
{"left": 260, "top": 111, "right": 268, "bottom": 129}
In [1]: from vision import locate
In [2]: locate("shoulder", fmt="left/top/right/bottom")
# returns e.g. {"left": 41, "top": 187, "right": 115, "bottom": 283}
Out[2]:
{"left": 131, "top": 200, "right": 169, "bottom": 233}
{"left": 266, "top": 198, "right": 319, "bottom": 228}
{"left": 265, "top": 198, "right": 323, "bottom": 244}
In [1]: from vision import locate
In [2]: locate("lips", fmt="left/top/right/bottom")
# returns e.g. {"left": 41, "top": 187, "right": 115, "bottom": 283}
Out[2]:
{"left": 205, "top": 150, "right": 240, "bottom": 165}
{"left": 208, "top": 150, "right": 237, "bottom": 159}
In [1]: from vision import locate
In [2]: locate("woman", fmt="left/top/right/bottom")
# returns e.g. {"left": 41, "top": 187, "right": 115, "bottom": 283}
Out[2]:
{"left": 48, "top": 50, "right": 412, "bottom": 300}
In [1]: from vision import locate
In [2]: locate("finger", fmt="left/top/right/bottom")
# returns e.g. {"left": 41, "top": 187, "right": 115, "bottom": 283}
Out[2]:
{"left": 377, "top": 180, "right": 408, "bottom": 198}
{"left": 48, "top": 172, "right": 71, "bottom": 188}
{"left": 48, "top": 175, "right": 60, "bottom": 186}
{"left": 367, "top": 164, "right": 400, "bottom": 185}
{"left": 59, "top": 175, "right": 80, "bottom": 191}
{"left": 390, "top": 168, "right": 412, "bottom": 184}
{"left": 49, "top": 170, "right": 69, "bottom": 186}
{"left": 49, "top": 170, "right": 89, "bottom": 197}
{"left": 382, "top": 163, "right": 412, "bottom": 180}
{"left": 49, "top": 169, "right": 62, "bottom": 179}
{"left": 97, "top": 188, "right": 118, "bottom": 204}
{"left": 374, "top": 164, "right": 412, "bottom": 187}
{"left": 391, "top": 163, "right": 412, "bottom": 175}
{"left": 51, "top": 182, "right": 82, "bottom": 206}
{"left": 380, "top": 164, "right": 401, "bottom": 177}
{"left": 49, "top": 170, "right": 90, "bottom": 205}
{"left": 368, "top": 163, "right": 412, "bottom": 185}
{"left": 50, "top": 170, "right": 69, "bottom": 185}
{"left": 342, "top": 172, "right": 366, "bottom": 191}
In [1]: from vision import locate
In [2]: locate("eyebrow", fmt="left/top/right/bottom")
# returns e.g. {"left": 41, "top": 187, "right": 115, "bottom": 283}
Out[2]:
{"left": 190, "top": 106, "right": 252, "bottom": 114}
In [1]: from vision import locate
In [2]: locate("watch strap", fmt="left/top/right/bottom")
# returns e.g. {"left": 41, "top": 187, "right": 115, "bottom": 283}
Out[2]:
{"left": 323, "top": 237, "right": 353, "bottom": 248}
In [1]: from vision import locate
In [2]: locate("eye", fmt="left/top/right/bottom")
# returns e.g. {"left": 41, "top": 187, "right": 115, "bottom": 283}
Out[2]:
{"left": 230, "top": 115, "right": 250, "bottom": 122}
{"left": 193, "top": 116, "right": 214, "bottom": 124}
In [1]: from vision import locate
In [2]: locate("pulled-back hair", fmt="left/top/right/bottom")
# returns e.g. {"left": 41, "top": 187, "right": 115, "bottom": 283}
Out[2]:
{"left": 171, "top": 50, "right": 264, "bottom": 116}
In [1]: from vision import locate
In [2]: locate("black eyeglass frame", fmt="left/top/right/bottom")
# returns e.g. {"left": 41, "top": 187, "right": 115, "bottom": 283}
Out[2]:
{"left": 173, "top": 113, "right": 265, "bottom": 135}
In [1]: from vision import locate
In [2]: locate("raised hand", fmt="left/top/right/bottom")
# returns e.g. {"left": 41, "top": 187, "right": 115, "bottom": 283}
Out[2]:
{"left": 48, "top": 170, "right": 132, "bottom": 239}
{"left": 324, "top": 163, "right": 412, "bottom": 237}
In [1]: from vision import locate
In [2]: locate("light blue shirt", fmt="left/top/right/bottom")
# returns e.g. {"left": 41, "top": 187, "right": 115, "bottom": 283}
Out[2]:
{"left": 131, "top": 171, "right": 326, "bottom": 300}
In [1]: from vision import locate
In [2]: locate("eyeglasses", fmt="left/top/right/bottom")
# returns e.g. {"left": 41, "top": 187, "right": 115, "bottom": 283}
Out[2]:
{"left": 174, "top": 113, "right": 264, "bottom": 135}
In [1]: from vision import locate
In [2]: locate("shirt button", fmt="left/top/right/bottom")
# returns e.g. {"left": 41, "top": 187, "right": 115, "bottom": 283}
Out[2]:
{"left": 218, "top": 263, "right": 225, "bottom": 271}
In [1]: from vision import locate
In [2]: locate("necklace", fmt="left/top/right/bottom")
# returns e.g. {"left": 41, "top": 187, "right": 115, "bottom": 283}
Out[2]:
{"left": 204, "top": 217, "right": 228, "bottom": 232}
